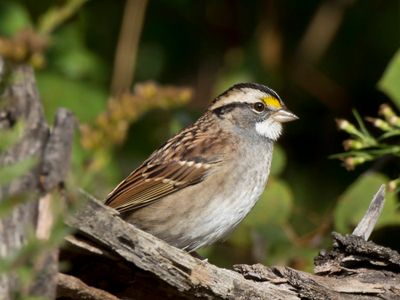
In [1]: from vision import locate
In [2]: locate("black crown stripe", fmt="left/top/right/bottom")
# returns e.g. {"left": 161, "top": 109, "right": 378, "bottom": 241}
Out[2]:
{"left": 212, "top": 83, "right": 281, "bottom": 104}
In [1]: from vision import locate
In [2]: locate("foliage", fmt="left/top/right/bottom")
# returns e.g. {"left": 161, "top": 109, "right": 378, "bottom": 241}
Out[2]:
{"left": 331, "top": 50, "right": 400, "bottom": 246}
{"left": 331, "top": 50, "right": 400, "bottom": 192}
{"left": 334, "top": 172, "right": 399, "bottom": 234}
{"left": 0, "top": 121, "right": 24, "bottom": 150}
{"left": 0, "top": 122, "right": 36, "bottom": 218}
{"left": 0, "top": 120, "right": 58, "bottom": 300}
{"left": 0, "top": 113, "right": 83, "bottom": 299}
{"left": 0, "top": 156, "right": 36, "bottom": 186}
{"left": 0, "top": 121, "right": 37, "bottom": 189}
{"left": 80, "top": 82, "right": 192, "bottom": 151}
{"left": 333, "top": 106, "right": 400, "bottom": 176}
{"left": 0, "top": 0, "right": 87, "bottom": 68}
{"left": 0, "top": 192, "right": 72, "bottom": 300}
{"left": 0, "top": 47, "right": 79, "bottom": 300}
{"left": 379, "top": 49, "right": 400, "bottom": 110}
{"left": 0, "top": 0, "right": 399, "bottom": 276}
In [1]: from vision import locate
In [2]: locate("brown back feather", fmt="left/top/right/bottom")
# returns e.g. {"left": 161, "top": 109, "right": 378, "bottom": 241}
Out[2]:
{"left": 104, "top": 112, "right": 229, "bottom": 212}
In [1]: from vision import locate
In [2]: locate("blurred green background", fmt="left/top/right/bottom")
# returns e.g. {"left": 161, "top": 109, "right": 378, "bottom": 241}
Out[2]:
{"left": 1, "top": 0, "right": 399, "bottom": 271}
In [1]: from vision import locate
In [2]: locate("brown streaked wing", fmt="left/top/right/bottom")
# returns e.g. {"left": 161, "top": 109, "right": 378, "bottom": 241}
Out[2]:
{"left": 104, "top": 113, "right": 227, "bottom": 212}
{"left": 104, "top": 159, "right": 216, "bottom": 213}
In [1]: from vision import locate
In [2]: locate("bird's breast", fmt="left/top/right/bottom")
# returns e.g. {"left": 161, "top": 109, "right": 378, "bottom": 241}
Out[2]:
{"left": 127, "top": 139, "right": 274, "bottom": 252}
{"left": 186, "top": 141, "right": 274, "bottom": 249}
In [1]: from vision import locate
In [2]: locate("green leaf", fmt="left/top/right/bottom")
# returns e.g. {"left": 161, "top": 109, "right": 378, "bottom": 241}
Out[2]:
{"left": 136, "top": 43, "right": 165, "bottom": 80}
{"left": 257, "top": 224, "right": 291, "bottom": 262}
{"left": 37, "top": 0, "right": 87, "bottom": 35}
{"left": 51, "top": 25, "right": 107, "bottom": 81}
{"left": 334, "top": 172, "right": 400, "bottom": 234}
{"left": 379, "top": 49, "right": 400, "bottom": 110}
{"left": 270, "top": 144, "right": 286, "bottom": 176}
{"left": 0, "top": 2, "right": 31, "bottom": 36}
{"left": 244, "top": 178, "right": 293, "bottom": 226}
{"left": 352, "top": 109, "right": 373, "bottom": 139}
{"left": 36, "top": 71, "right": 107, "bottom": 123}
{"left": 377, "top": 186, "right": 400, "bottom": 227}
{"left": 214, "top": 70, "right": 254, "bottom": 95}
{"left": 0, "top": 157, "right": 37, "bottom": 186}
{"left": 0, "top": 122, "right": 24, "bottom": 151}
{"left": 227, "top": 223, "right": 252, "bottom": 248}
{"left": 0, "top": 195, "right": 27, "bottom": 218}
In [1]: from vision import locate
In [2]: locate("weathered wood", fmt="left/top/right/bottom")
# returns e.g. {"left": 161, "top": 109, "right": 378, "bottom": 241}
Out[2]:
{"left": 63, "top": 190, "right": 400, "bottom": 300}
{"left": 40, "top": 108, "right": 75, "bottom": 192}
{"left": 0, "top": 59, "right": 75, "bottom": 299}
{"left": 56, "top": 273, "right": 120, "bottom": 300}
{"left": 236, "top": 241, "right": 400, "bottom": 299}
{"left": 315, "top": 232, "right": 400, "bottom": 274}
{"left": 1, "top": 57, "right": 399, "bottom": 300}
{"left": 65, "top": 193, "right": 297, "bottom": 300}
{"left": 352, "top": 185, "right": 385, "bottom": 240}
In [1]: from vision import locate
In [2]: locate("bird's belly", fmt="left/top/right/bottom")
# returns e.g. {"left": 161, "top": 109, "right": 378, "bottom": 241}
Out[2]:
{"left": 128, "top": 149, "right": 272, "bottom": 252}
{"left": 185, "top": 165, "right": 269, "bottom": 250}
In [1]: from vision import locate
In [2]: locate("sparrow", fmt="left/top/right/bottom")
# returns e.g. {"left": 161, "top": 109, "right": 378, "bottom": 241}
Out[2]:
{"left": 105, "top": 83, "right": 298, "bottom": 252}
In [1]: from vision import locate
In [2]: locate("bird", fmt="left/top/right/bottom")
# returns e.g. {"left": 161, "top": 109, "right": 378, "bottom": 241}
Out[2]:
{"left": 104, "top": 83, "right": 298, "bottom": 252}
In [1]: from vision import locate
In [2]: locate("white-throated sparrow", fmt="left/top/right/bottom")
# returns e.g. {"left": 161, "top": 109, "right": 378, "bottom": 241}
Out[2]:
{"left": 105, "top": 83, "right": 297, "bottom": 252}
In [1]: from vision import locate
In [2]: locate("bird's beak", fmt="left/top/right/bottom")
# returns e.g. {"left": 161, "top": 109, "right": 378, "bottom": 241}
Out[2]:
{"left": 271, "top": 109, "right": 298, "bottom": 123}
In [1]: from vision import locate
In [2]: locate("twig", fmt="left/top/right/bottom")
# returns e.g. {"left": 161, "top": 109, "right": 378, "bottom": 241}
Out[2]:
{"left": 38, "top": 0, "right": 88, "bottom": 35}
{"left": 352, "top": 184, "right": 385, "bottom": 240}
{"left": 295, "top": 0, "right": 355, "bottom": 64}
{"left": 57, "top": 273, "right": 120, "bottom": 300}
{"left": 110, "top": 0, "right": 149, "bottom": 96}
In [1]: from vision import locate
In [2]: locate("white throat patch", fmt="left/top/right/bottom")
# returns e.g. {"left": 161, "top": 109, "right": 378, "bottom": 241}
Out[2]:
{"left": 255, "top": 119, "right": 282, "bottom": 141}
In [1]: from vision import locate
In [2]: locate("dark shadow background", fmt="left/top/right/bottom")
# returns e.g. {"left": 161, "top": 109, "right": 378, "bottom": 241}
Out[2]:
{"left": 2, "top": 0, "right": 399, "bottom": 269}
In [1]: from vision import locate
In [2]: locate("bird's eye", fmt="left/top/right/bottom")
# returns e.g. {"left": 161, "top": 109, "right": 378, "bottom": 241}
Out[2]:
{"left": 253, "top": 102, "right": 265, "bottom": 112}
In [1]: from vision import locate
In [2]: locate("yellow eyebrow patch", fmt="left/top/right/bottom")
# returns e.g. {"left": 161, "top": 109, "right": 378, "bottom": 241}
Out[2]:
{"left": 262, "top": 96, "right": 282, "bottom": 109}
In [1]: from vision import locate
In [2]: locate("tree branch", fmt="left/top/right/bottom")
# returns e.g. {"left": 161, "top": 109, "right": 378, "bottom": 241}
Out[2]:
{"left": 65, "top": 193, "right": 297, "bottom": 300}
{"left": 62, "top": 189, "right": 400, "bottom": 299}
{"left": 1, "top": 58, "right": 398, "bottom": 300}
{"left": 56, "top": 273, "right": 120, "bottom": 300}
{"left": 352, "top": 184, "right": 385, "bottom": 240}
{"left": 0, "top": 59, "right": 75, "bottom": 299}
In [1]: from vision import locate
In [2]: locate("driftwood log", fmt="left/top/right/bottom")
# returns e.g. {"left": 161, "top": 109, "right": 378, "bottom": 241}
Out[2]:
{"left": 0, "top": 59, "right": 399, "bottom": 299}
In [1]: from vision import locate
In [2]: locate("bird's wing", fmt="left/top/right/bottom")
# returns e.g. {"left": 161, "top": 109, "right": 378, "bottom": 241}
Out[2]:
{"left": 104, "top": 159, "right": 215, "bottom": 212}
{"left": 104, "top": 114, "right": 227, "bottom": 213}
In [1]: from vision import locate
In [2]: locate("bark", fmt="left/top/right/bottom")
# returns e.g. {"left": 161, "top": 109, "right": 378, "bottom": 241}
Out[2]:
{"left": 56, "top": 273, "right": 119, "bottom": 300}
{"left": 0, "top": 58, "right": 399, "bottom": 300}
{"left": 61, "top": 186, "right": 400, "bottom": 300}
{"left": 0, "top": 59, "right": 75, "bottom": 299}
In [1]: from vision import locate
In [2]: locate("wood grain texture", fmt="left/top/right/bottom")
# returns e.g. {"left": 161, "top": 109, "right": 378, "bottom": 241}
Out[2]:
{"left": 66, "top": 193, "right": 297, "bottom": 299}
{"left": 1, "top": 57, "right": 399, "bottom": 300}
{"left": 63, "top": 191, "right": 400, "bottom": 300}
{"left": 0, "top": 59, "right": 75, "bottom": 299}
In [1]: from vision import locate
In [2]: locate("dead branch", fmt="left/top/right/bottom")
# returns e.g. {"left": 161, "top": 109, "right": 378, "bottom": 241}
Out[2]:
{"left": 352, "top": 185, "right": 385, "bottom": 240}
{"left": 56, "top": 273, "right": 120, "bottom": 300}
{"left": 64, "top": 193, "right": 297, "bottom": 300}
{"left": 0, "top": 59, "right": 75, "bottom": 299}
{"left": 0, "top": 58, "right": 399, "bottom": 300}
{"left": 62, "top": 188, "right": 400, "bottom": 300}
